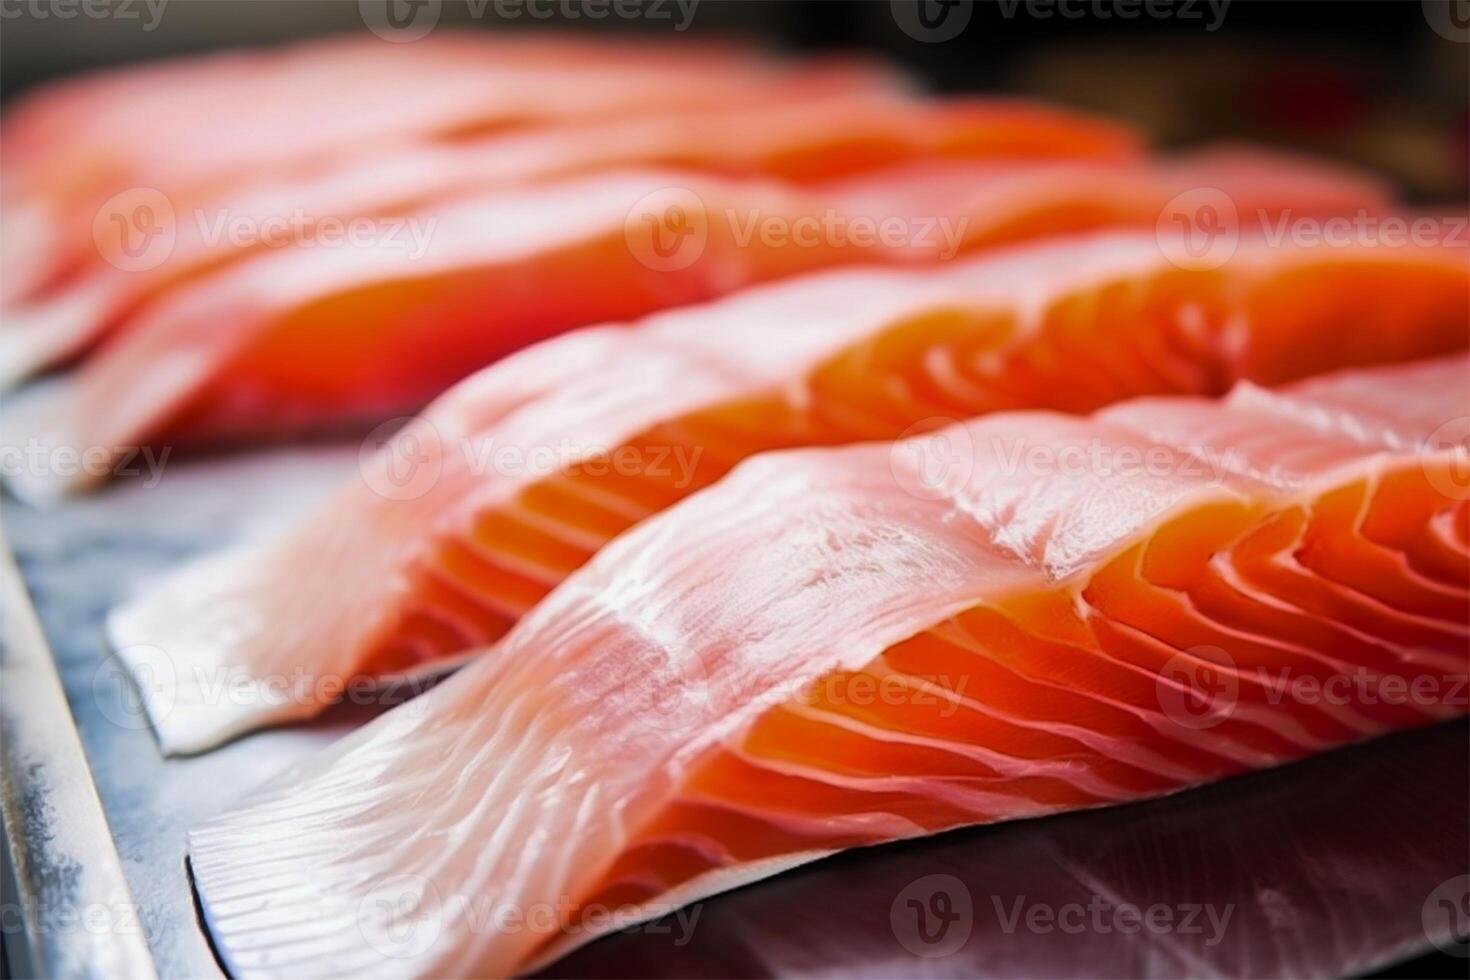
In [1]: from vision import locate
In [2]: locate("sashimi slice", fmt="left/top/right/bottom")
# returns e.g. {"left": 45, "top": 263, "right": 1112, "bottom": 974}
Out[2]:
{"left": 0, "top": 94, "right": 1143, "bottom": 386}
{"left": 187, "top": 355, "right": 1470, "bottom": 978}
{"left": 17, "top": 148, "right": 1391, "bottom": 500}
{"left": 109, "top": 231, "right": 1470, "bottom": 753}
{"left": 0, "top": 32, "right": 900, "bottom": 307}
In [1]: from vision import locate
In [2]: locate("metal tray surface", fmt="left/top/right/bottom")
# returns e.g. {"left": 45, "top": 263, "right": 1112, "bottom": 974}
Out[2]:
{"left": 1, "top": 446, "right": 1465, "bottom": 978}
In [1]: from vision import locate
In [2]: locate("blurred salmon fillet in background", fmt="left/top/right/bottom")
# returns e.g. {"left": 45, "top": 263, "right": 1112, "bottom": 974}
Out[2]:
{"left": 0, "top": 93, "right": 1141, "bottom": 386}
{"left": 0, "top": 31, "right": 908, "bottom": 307}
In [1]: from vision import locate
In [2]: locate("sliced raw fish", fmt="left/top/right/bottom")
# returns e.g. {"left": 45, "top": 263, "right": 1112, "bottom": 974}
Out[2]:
{"left": 187, "top": 354, "right": 1470, "bottom": 978}
{"left": 110, "top": 231, "right": 1469, "bottom": 752}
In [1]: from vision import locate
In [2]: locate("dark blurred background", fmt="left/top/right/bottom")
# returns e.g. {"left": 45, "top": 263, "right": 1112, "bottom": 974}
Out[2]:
{"left": 2, "top": 0, "right": 1467, "bottom": 200}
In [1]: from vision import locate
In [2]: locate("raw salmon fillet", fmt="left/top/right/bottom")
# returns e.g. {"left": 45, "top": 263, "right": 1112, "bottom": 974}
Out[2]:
{"left": 0, "top": 32, "right": 900, "bottom": 307}
{"left": 187, "top": 354, "right": 1470, "bottom": 977}
{"left": 16, "top": 148, "right": 1388, "bottom": 500}
{"left": 111, "top": 231, "right": 1470, "bottom": 753}
{"left": 0, "top": 94, "right": 1141, "bottom": 386}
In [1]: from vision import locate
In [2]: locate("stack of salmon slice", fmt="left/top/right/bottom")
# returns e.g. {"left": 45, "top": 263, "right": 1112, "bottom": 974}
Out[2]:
{"left": 189, "top": 353, "right": 1469, "bottom": 977}
{"left": 112, "top": 230, "right": 1469, "bottom": 752}
{"left": 4, "top": 32, "right": 1466, "bottom": 978}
